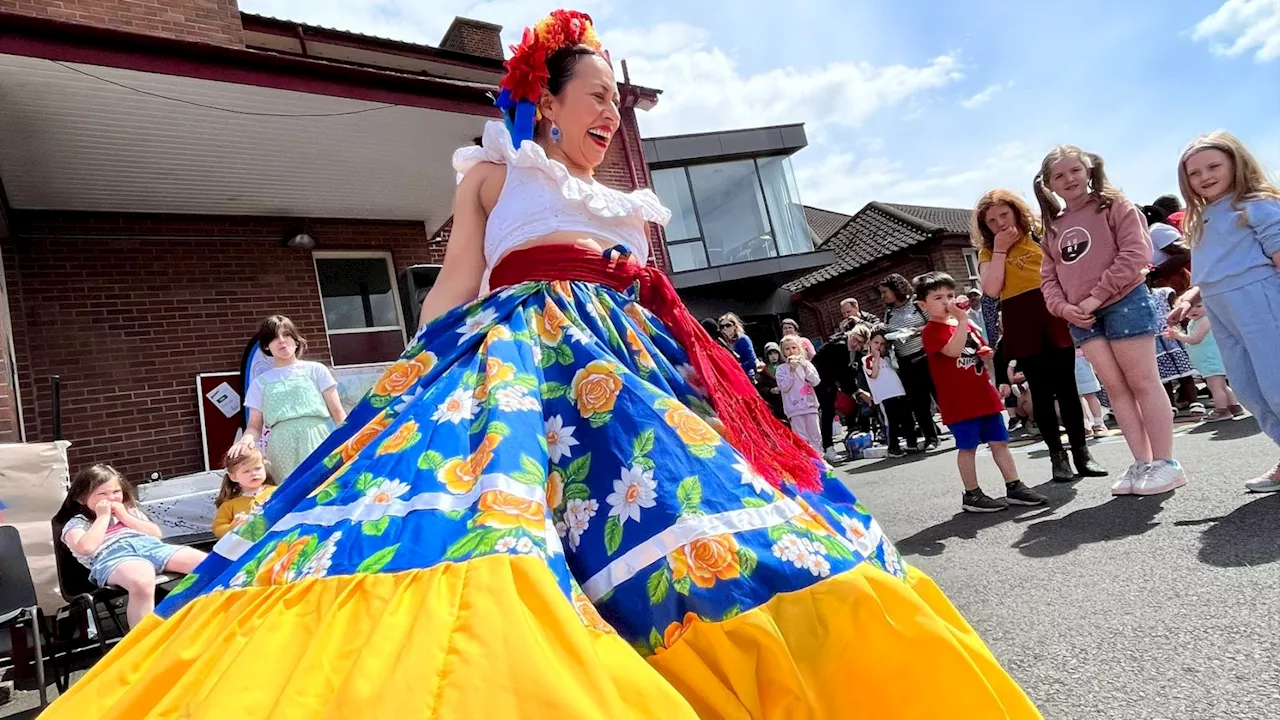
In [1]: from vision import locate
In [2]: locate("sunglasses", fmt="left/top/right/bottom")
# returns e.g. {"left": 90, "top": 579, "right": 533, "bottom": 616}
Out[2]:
{"left": 719, "top": 323, "right": 734, "bottom": 328}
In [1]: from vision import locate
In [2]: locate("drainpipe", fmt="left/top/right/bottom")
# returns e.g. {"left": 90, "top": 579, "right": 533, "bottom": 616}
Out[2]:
{"left": 618, "top": 60, "right": 671, "bottom": 271}
{"left": 294, "top": 25, "right": 309, "bottom": 56}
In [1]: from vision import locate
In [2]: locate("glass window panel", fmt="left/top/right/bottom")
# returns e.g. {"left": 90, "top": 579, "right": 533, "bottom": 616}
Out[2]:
{"left": 315, "top": 257, "right": 399, "bottom": 330}
{"left": 687, "top": 160, "right": 776, "bottom": 266}
{"left": 651, "top": 168, "right": 700, "bottom": 242}
{"left": 757, "top": 156, "right": 815, "bottom": 257}
{"left": 668, "top": 241, "right": 709, "bottom": 272}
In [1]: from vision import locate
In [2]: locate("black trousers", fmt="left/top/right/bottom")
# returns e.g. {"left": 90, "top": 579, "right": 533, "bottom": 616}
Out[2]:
{"left": 882, "top": 396, "right": 914, "bottom": 449}
{"left": 819, "top": 392, "right": 836, "bottom": 449}
{"left": 1018, "top": 345, "right": 1088, "bottom": 452}
{"left": 897, "top": 354, "right": 939, "bottom": 444}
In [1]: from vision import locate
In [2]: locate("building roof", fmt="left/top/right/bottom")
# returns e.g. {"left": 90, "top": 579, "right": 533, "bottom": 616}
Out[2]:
{"left": 643, "top": 124, "right": 806, "bottom": 168}
{"left": 784, "top": 201, "right": 971, "bottom": 292}
{"left": 803, "top": 206, "right": 854, "bottom": 246}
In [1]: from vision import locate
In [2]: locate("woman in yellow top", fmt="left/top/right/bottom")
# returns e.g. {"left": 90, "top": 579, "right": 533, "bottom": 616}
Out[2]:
{"left": 974, "top": 189, "right": 1106, "bottom": 480}
{"left": 211, "top": 447, "right": 277, "bottom": 539}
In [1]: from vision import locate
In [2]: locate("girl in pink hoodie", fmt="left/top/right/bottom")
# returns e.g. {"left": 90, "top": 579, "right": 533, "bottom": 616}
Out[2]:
{"left": 1035, "top": 145, "right": 1186, "bottom": 497}
{"left": 775, "top": 335, "right": 823, "bottom": 453}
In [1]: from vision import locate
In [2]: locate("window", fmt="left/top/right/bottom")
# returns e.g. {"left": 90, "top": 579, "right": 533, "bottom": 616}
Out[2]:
{"left": 313, "top": 252, "right": 406, "bottom": 366}
{"left": 962, "top": 249, "right": 981, "bottom": 282}
{"left": 687, "top": 160, "right": 776, "bottom": 267}
{"left": 650, "top": 168, "right": 709, "bottom": 272}
{"left": 756, "top": 156, "right": 814, "bottom": 257}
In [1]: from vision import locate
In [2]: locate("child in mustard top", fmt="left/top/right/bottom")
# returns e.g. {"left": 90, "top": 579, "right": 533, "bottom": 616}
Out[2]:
{"left": 213, "top": 447, "right": 277, "bottom": 539}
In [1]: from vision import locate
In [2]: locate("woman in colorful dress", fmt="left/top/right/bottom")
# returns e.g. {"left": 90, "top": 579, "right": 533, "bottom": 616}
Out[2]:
{"left": 46, "top": 11, "right": 1038, "bottom": 719}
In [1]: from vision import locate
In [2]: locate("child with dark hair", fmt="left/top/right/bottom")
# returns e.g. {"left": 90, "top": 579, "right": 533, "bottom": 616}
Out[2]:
{"left": 916, "top": 272, "right": 1047, "bottom": 512}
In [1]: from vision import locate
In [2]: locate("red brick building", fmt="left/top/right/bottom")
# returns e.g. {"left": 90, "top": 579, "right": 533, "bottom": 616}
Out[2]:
{"left": 0, "top": 2, "right": 664, "bottom": 480}
{"left": 785, "top": 202, "right": 980, "bottom": 337}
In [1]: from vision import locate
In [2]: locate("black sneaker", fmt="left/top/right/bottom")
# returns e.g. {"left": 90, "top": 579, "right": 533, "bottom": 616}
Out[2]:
{"left": 962, "top": 488, "right": 1007, "bottom": 513}
{"left": 888, "top": 445, "right": 906, "bottom": 457}
{"left": 906, "top": 441, "right": 921, "bottom": 454}
{"left": 1004, "top": 480, "right": 1048, "bottom": 506}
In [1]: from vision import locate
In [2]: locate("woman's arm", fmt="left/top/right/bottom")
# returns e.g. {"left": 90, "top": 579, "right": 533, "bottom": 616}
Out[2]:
{"left": 230, "top": 409, "right": 265, "bottom": 458}
{"left": 418, "top": 163, "right": 503, "bottom": 329}
{"left": 322, "top": 387, "right": 347, "bottom": 425}
{"left": 735, "top": 336, "right": 758, "bottom": 371}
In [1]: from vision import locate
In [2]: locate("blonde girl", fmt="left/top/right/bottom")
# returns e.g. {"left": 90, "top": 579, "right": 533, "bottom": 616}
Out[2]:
{"left": 1170, "top": 131, "right": 1280, "bottom": 491}
{"left": 212, "top": 447, "right": 278, "bottom": 539}
{"left": 1035, "top": 145, "right": 1185, "bottom": 496}
{"left": 774, "top": 335, "right": 823, "bottom": 452}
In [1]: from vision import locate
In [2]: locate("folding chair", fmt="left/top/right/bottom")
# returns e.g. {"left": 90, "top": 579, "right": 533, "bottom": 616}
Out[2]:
{"left": 0, "top": 525, "right": 51, "bottom": 709}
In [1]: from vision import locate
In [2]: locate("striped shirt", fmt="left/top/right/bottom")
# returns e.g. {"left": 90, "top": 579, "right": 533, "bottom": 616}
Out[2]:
{"left": 883, "top": 304, "right": 928, "bottom": 359}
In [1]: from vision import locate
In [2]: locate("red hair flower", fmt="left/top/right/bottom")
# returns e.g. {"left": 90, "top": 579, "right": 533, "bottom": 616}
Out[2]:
{"left": 500, "top": 9, "right": 602, "bottom": 104}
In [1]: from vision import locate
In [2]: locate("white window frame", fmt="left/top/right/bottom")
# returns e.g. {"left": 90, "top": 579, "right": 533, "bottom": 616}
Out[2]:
{"left": 961, "top": 248, "right": 981, "bottom": 282}
{"left": 311, "top": 251, "right": 407, "bottom": 364}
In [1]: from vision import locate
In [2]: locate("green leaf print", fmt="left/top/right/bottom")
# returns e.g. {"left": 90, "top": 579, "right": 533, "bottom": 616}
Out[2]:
{"left": 632, "top": 429, "right": 655, "bottom": 459}
{"left": 512, "top": 455, "right": 546, "bottom": 485}
{"left": 766, "top": 524, "right": 789, "bottom": 542}
{"left": 736, "top": 547, "right": 758, "bottom": 577}
{"left": 646, "top": 567, "right": 670, "bottom": 605}
{"left": 511, "top": 374, "right": 539, "bottom": 390}
{"left": 487, "top": 421, "right": 512, "bottom": 438}
{"left": 169, "top": 572, "right": 198, "bottom": 595}
{"left": 564, "top": 483, "right": 591, "bottom": 501}
{"left": 443, "top": 530, "right": 486, "bottom": 561}
{"left": 370, "top": 395, "right": 392, "bottom": 409}
{"left": 356, "top": 544, "right": 399, "bottom": 574}
{"left": 323, "top": 452, "right": 341, "bottom": 469}
{"left": 362, "top": 516, "right": 391, "bottom": 536}
{"left": 633, "top": 456, "right": 656, "bottom": 472}
{"left": 673, "top": 575, "right": 692, "bottom": 596}
{"left": 315, "top": 481, "right": 341, "bottom": 505}
{"left": 291, "top": 536, "right": 321, "bottom": 575}
{"left": 564, "top": 454, "right": 592, "bottom": 485}
{"left": 813, "top": 533, "right": 854, "bottom": 560}
{"left": 354, "top": 473, "right": 378, "bottom": 492}
{"left": 538, "top": 347, "right": 557, "bottom": 369}
{"left": 721, "top": 605, "right": 742, "bottom": 621}
{"left": 741, "top": 497, "right": 769, "bottom": 509}
{"left": 604, "top": 515, "right": 623, "bottom": 555}
{"left": 442, "top": 509, "right": 467, "bottom": 521}
{"left": 418, "top": 450, "right": 445, "bottom": 471}
{"left": 588, "top": 412, "right": 613, "bottom": 429}
{"left": 460, "top": 371, "right": 481, "bottom": 388}
{"left": 237, "top": 514, "right": 269, "bottom": 542}
{"left": 596, "top": 588, "right": 615, "bottom": 604}
{"left": 555, "top": 344, "right": 575, "bottom": 365}
{"left": 541, "top": 381, "right": 568, "bottom": 400}
{"left": 648, "top": 628, "right": 664, "bottom": 653}
{"left": 468, "top": 408, "right": 490, "bottom": 436}
{"left": 676, "top": 477, "right": 703, "bottom": 514}
{"left": 688, "top": 444, "right": 717, "bottom": 460}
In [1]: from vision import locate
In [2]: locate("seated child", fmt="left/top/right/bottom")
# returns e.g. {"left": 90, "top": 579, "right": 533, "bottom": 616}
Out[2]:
{"left": 213, "top": 447, "right": 278, "bottom": 539}
{"left": 58, "top": 465, "right": 207, "bottom": 628}
{"left": 915, "top": 272, "right": 1048, "bottom": 512}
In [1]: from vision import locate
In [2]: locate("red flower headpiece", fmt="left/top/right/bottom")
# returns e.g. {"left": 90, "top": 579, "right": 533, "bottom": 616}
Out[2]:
{"left": 500, "top": 10, "right": 603, "bottom": 104}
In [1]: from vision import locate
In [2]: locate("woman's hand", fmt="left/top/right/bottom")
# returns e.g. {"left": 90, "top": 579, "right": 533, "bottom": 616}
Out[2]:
{"left": 993, "top": 227, "right": 1020, "bottom": 253}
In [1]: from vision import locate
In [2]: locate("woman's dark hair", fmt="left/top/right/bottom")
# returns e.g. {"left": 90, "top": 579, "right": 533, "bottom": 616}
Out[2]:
{"left": 546, "top": 45, "right": 605, "bottom": 96}
{"left": 700, "top": 317, "right": 719, "bottom": 336}
{"left": 55, "top": 464, "right": 139, "bottom": 524}
{"left": 255, "top": 315, "right": 307, "bottom": 358}
{"left": 1141, "top": 205, "right": 1169, "bottom": 226}
{"left": 1152, "top": 194, "right": 1182, "bottom": 217}
{"left": 878, "top": 274, "right": 914, "bottom": 305}
{"left": 867, "top": 323, "right": 889, "bottom": 343}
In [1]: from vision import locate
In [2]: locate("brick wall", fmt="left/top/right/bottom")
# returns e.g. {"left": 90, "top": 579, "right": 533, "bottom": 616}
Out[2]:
{"left": 0, "top": 219, "right": 19, "bottom": 443}
{"left": 792, "top": 237, "right": 971, "bottom": 338}
{"left": 438, "top": 18, "right": 504, "bottom": 61}
{"left": 0, "top": 0, "right": 245, "bottom": 46}
{"left": 3, "top": 212, "right": 444, "bottom": 480}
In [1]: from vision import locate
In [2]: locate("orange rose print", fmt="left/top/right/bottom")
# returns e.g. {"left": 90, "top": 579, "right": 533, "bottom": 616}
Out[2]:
{"left": 342, "top": 415, "right": 391, "bottom": 463}
{"left": 254, "top": 537, "right": 310, "bottom": 586}
{"left": 480, "top": 325, "right": 513, "bottom": 354}
{"left": 373, "top": 354, "right": 434, "bottom": 396}
{"left": 669, "top": 534, "right": 741, "bottom": 589}
{"left": 534, "top": 299, "right": 571, "bottom": 346}
{"left": 657, "top": 612, "right": 701, "bottom": 654}
{"left": 376, "top": 420, "right": 419, "bottom": 455}
{"left": 664, "top": 405, "right": 720, "bottom": 447}
{"left": 439, "top": 433, "right": 502, "bottom": 494}
{"left": 475, "top": 489, "right": 545, "bottom": 533}
{"left": 624, "top": 303, "right": 648, "bottom": 331}
{"left": 570, "top": 360, "right": 623, "bottom": 417}
{"left": 626, "top": 328, "right": 656, "bottom": 369}
{"left": 546, "top": 469, "right": 565, "bottom": 510}
{"left": 793, "top": 497, "right": 839, "bottom": 536}
{"left": 475, "top": 358, "right": 517, "bottom": 403}
{"left": 572, "top": 587, "right": 615, "bottom": 634}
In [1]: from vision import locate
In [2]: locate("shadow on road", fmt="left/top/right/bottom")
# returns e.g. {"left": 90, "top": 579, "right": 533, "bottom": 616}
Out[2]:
{"left": 1174, "top": 493, "right": 1280, "bottom": 567}
{"left": 1010, "top": 493, "right": 1171, "bottom": 558}
{"left": 1185, "top": 415, "right": 1261, "bottom": 441}
{"left": 895, "top": 480, "right": 1076, "bottom": 557}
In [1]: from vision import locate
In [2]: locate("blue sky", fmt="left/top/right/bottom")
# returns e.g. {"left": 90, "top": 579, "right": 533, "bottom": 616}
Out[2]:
{"left": 242, "top": 0, "right": 1280, "bottom": 214}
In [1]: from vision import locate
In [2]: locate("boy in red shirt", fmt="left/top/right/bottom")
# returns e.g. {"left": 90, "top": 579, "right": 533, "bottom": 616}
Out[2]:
{"left": 916, "top": 272, "right": 1048, "bottom": 512}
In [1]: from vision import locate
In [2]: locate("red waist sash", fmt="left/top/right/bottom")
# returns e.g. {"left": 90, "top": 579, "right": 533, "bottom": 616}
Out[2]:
{"left": 490, "top": 244, "right": 821, "bottom": 491}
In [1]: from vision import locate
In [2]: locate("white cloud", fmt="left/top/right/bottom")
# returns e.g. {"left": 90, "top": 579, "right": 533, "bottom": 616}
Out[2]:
{"left": 1192, "top": 0, "right": 1280, "bottom": 61}
{"left": 960, "top": 83, "right": 1006, "bottom": 109}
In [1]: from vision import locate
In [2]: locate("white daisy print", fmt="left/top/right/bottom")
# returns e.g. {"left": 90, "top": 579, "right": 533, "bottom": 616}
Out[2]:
{"left": 564, "top": 498, "right": 598, "bottom": 550}
{"left": 363, "top": 479, "right": 411, "bottom": 506}
{"left": 457, "top": 308, "right": 499, "bottom": 342}
{"left": 300, "top": 532, "right": 342, "bottom": 580}
{"left": 803, "top": 553, "right": 832, "bottom": 578}
{"left": 515, "top": 537, "right": 535, "bottom": 554}
{"left": 495, "top": 536, "right": 519, "bottom": 552}
{"left": 432, "top": 388, "right": 477, "bottom": 424}
{"left": 605, "top": 465, "right": 657, "bottom": 526}
{"left": 566, "top": 325, "right": 590, "bottom": 345}
{"left": 733, "top": 460, "right": 774, "bottom": 496}
{"left": 545, "top": 416, "right": 579, "bottom": 463}
{"left": 392, "top": 387, "right": 423, "bottom": 414}
{"left": 531, "top": 342, "right": 543, "bottom": 365}
{"left": 771, "top": 533, "right": 806, "bottom": 563}
{"left": 675, "top": 363, "right": 706, "bottom": 394}
{"left": 496, "top": 386, "right": 540, "bottom": 412}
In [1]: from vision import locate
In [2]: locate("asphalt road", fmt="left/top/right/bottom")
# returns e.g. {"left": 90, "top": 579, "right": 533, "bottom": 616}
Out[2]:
{"left": 838, "top": 416, "right": 1280, "bottom": 720}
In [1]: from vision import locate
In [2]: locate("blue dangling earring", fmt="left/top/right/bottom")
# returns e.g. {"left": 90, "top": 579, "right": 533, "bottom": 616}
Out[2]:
{"left": 550, "top": 122, "right": 562, "bottom": 144}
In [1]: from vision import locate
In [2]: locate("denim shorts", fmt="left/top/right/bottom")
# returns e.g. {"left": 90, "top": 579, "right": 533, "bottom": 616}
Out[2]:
{"left": 1068, "top": 284, "right": 1159, "bottom": 346}
{"left": 89, "top": 535, "right": 179, "bottom": 586}
{"left": 949, "top": 413, "right": 1010, "bottom": 451}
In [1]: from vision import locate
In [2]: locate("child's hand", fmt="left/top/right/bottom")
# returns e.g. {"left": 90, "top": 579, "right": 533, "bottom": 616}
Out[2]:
{"left": 993, "top": 227, "right": 1020, "bottom": 253}
{"left": 999, "top": 384, "right": 1012, "bottom": 399}
{"left": 977, "top": 345, "right": 994, "bottom": 359}
{"left": 947, "top": 298, "right": 968, "bottom": 319}
{"left": 1062, "top": 304, "right": 1095, "bottom": 328}
{"left": 1077, "top": 297, "right": 1102, "bottom": 316}
{"left": 1161, "top": 327, "right": 1177, "bottom": 340}
{"left": 93, "top": 499, "right": 112, "bottom": 518}
{"left": 110, "top": 502, "right": 129, "bottom": 520}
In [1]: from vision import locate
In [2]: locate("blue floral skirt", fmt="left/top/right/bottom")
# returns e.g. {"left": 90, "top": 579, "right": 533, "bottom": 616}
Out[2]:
{"left": 45, "top": 276, "right": 1039, "bottom": 719}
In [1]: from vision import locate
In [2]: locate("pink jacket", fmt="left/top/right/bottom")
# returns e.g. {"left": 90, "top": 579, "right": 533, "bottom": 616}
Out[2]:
{"left": 1040, "top": 197, "right": 1152, "bottom": 317}
{"left": 775, "top": 359, "right": 821, "bottom": 417}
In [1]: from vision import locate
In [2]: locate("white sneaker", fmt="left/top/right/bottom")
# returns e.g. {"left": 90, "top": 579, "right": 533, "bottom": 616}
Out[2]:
{"left": 823, "top": 447, "right": 843, "bottom": 464}
{"left": 1133, "top": 460, "right": 1188, "bottom": 495}
{"left": 1111, "top": 462, "right": 1146, "bottom": 496}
